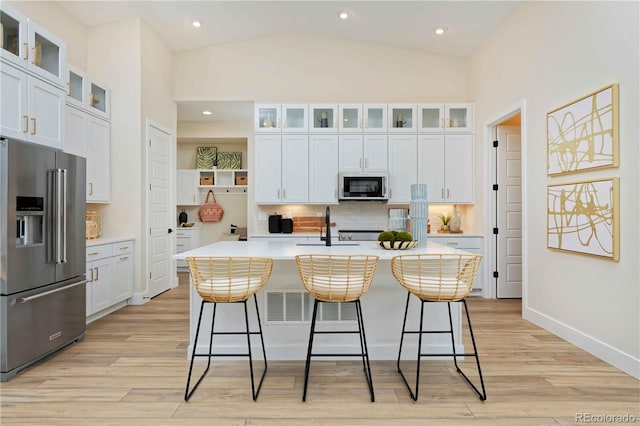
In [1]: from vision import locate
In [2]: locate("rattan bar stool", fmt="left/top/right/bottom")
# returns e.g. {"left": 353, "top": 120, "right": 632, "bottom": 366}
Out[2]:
{"left": 295, "top": 254, "right": 379, "bottom": 402}
{"left": 391, "top": 253, "right": 486, "bottom": 401}
{"left": 184, "top": 256, "right": 273, "bottom": 401}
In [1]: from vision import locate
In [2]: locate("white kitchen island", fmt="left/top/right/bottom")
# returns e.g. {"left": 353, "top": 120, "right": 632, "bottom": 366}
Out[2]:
{"left": 175, "top": 240, "right": 473, "bottom": 360}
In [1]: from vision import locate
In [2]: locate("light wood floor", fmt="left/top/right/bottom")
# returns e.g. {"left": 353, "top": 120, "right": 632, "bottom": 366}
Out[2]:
{"left": 1, "top": 278, "right": 638, "bottom": 425}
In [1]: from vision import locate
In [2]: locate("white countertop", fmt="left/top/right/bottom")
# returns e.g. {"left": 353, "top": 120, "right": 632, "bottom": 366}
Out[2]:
{"left": 86, "top": 236, "right": 135, "bottom": 247}
{"left": 174, "top": 240, "right": 468, "bottom": 261}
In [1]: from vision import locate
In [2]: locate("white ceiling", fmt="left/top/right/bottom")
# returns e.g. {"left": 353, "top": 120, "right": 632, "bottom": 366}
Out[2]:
{"left": 56, "top": 1, "right": 519, "bottom": 123}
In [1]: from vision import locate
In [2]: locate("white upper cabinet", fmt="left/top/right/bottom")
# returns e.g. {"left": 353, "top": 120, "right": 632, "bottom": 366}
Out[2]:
{"left": 418, "top": 103, "right": 474, "bottom": 133}
{"left": 388, "top": 104, "right": 417, "bottom": 132}
{"left": 309, "top": 104, "right": 338, "bottom": 132}
{"left": 387, "top": 134, "right": 418, "bottom": 204}
{"left": 282, "top": 104, "right": 308, "bottom": 132}
{"left": 255, "top": 104, "right": 281, "bottom": 132}
{"left": 0, "top": 3, "right": 66, "bottom": 88}
{"left": 338, "top": 104, "right": 388, "bottom": 133}
{"left": 339, "top": 134, "right": 387, "bottom": 173}
{"left": 309, "top": 135, "right": 339, "bottom": 204}
{"left": 255, "top": 134, "right": 309, "bottom": 204}
{"left": 66, "top": 65, "right": 111, "bottom": 120}
{"left": 338, "top": 104, "right": 362, "bottom": 133}
{"left": 255, "top": 104, "right": 308, "bottom": 133}
{"left": 363, "top": 104, "right": 388, "bottom": 132}
{"left": 176, "top": 169, "right": 200, "bottom": 206}
{"left": 418, "top": 134, "right": 474, "bottom": 203}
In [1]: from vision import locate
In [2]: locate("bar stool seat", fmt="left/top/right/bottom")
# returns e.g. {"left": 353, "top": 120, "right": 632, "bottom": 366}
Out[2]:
{"left": 391, "top": 253, "right": 486, "bottom": 401}
{"left": 295, "top": 254, "right": 379, "bottom": 402}
{"left": 184, "top": 256, "right": 273, "bottom": 401}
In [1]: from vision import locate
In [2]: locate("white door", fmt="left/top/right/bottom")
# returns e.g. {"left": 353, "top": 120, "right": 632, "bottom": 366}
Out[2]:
{"left": 497, "top": 125, "right": 522, "bottom": 298}
{"left": 445, "top": 134, "right": 474, "bottom": 203}
{"left": 418, "top": 134, "right": 446, "bottom": 203}
{"left": 363, "top": 134, "right": 388, "bottom": 172}
{"left": 339, "top": 134, "right": 364, "bottom": 172}
{"left": 147, "top": 122, "right": 172, "bottom": 298}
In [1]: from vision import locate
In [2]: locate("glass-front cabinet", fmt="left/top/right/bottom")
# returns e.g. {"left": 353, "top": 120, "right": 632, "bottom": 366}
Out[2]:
{"left": 66, "top": 64, "right": 86, "bottom": 109}
{"left": 89, "top": 80, "right": 110, "bottom": 119}
{"left": 309, "top": 104, "right": 338, "bottom": 132}
{"left": 255, "top": 104, "right": 308, "bottom": 132}
{"left": 255, "top": 104, "right": 281, "bottom": 132}
{"left": 282, "top": 104, "right": 308, "bottom": 132}
{"left": 388, "top": 104, "right": 417, "bottom": 132}
{"left": 418, "top": 103, "right": 474, "bottom": 133}
{"left": 0, "top": 3, "right": 66, "bottom": 88}
{"left": 338, "top": 104, "right": 362, "bottom": 132}
{"left": 363, "top": 104, "right": 387, "bottom": 132}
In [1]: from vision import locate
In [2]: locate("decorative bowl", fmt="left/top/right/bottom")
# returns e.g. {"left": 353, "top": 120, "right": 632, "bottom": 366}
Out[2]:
{"left": 181, "top": 222, "right": 195, "bottom": 228}
{"left": 378, "top": 240, "right": 417, "bottom": 250}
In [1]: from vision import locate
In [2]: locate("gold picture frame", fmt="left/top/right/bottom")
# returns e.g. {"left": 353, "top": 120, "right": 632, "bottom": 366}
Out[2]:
{"left": 547, "top": 84, "right": 619, "bottom": 176}
{"left": 547, "top": 178, "right": 619, "bottom": 261}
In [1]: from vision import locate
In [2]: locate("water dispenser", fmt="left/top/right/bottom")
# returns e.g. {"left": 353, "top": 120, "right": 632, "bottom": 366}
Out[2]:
{"left": 15, "top": 196, "right": 44, "bottom": 246}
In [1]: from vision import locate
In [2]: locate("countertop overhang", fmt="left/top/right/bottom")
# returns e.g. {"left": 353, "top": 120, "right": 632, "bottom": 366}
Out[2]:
{"left": 174, "top": 239, "right": 468, "bottom": 261}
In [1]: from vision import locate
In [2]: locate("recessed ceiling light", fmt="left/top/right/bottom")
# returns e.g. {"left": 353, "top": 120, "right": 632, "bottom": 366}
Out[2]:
{"left": 434, "top": 27, "right": 447, "bottom": 35}
{"left": 202, "top": 110, "right": 212, "bottom": 116}
{"left": 338, "top": 11, "right": 350, "bottom": 20}
{"left": 192, "top": 20, "right": 201, "bottom": 28}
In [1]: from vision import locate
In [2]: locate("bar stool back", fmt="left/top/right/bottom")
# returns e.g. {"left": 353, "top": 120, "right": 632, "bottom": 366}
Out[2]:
{"left": 185, "top": 256, "right": 273, "bottom": 401}
{"left": 295, "top": 254, "right": 379, "bottom": 402}
{"left": 391, "top": 253, "right": 486, "bottom": 400}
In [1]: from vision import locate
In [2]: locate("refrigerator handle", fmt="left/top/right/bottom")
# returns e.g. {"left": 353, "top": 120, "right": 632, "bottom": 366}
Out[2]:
{"left": 61, "top": 169, "right": 67, "bottom": 263}
{"left": 55, "top": 169, "right": 67, "bottom": 264}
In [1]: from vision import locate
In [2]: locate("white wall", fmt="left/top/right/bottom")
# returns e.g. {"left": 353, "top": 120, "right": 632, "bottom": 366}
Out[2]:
{"left": 173, "top": 35, "right": 471, "bottom": 234}
{"left": 469, "top": 1, "right": 639, "bottom": 378}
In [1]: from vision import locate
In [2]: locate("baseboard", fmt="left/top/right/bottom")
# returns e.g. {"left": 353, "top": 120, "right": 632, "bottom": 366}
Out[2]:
{"left": 523, "top": 305, "right": 640, "bottom": 379}
{"left": 128, "top": 293, "right": 149, "bottom": 306}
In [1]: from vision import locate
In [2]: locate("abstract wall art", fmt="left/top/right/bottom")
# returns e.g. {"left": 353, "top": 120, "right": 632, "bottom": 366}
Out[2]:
{"left": 547, "top": 84, "right": 618, "bottom": 175}
{"left": 547, "top": 178, "right": 619, "bottom": 261}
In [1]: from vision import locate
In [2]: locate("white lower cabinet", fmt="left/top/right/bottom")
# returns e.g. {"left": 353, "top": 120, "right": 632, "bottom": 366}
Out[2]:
{"left": 429, "top": 236, "right": 484, "bottom": 291}
{"left": 176, "top": 227, "right": 201, "bottom": 269}
{"left": 86, "top": 239, "right": 134, "bottom": 323}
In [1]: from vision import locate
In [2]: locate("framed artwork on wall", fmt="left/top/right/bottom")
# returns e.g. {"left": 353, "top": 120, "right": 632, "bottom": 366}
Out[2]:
{"left": 547, "top": 84, "right": 619, "bottom": 176}
{"left": 547, "top": 177, "right": 619, "bottom": 261}
{"left": 196, "top": 146, "right": 217, "bottom": 169}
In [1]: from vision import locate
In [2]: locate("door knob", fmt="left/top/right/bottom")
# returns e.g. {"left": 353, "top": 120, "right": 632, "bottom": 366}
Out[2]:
{"left": 168, "top": 228, "right": 173, "bottom": 234}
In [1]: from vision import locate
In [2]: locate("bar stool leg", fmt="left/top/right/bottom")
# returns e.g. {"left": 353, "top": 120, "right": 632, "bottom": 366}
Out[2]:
{"left": 185, "top": 300, "right": 216, "bottom": 401}
{"left": 242, "top": 296, "right": 268, "bottom": 401}
{"left": 396, "top": 293, "right": 424, "bottom": 401}
{"left": 302, "top": 299, "right": 320, "bottom": 402}
{"left": 460, "top": 299, "right": 487, "bottom": 401}
{"left": 355, "top": 299, "right": 375, "bottom": 402}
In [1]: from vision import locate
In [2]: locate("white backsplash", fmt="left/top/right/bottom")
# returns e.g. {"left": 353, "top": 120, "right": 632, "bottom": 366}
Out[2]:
{"left": 255, "top": 203, "right": 473, "bottom": 234}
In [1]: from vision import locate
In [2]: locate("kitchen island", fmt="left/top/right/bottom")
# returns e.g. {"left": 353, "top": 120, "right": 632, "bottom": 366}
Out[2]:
{"left": 175, "top": 240, "right": 473, "bottom": 360}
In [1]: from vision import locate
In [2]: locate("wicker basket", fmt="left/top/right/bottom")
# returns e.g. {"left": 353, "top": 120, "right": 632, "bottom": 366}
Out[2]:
{"left": 86, "top": 210, "right": 102, "bottom": 240}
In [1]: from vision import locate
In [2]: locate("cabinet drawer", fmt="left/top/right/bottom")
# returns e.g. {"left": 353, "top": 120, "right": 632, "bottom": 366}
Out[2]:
{"left": 112, "top": 240, "right": 133, "bottom": 255}
{"left": 430, "top": 236, "right": 482, "bottom": 249}
{"left": 86, "top": 244, "right": 112, "bottom": 261}
{"left": 176, "top": 237, "right": 193, "bottom": 253}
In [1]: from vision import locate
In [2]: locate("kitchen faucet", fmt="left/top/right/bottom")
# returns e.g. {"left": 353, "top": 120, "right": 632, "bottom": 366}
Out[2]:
{"left": 320, "top": 206, "right": 331, "bottom": 246}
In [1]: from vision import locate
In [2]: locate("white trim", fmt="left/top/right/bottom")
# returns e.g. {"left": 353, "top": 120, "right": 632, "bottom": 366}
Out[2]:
{"left": 523, "top": 306, "right": 640, "bottom": 380}
{"left": 482, "top": 100, "right": 527, "bottom": 300}
{"left": 128, "top": 293, "right": 149, "bottom": 306}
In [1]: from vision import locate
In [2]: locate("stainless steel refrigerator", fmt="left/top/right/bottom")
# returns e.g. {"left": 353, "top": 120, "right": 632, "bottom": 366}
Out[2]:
{"left": 1, "top": 138, "right": 87, "bottom": 381}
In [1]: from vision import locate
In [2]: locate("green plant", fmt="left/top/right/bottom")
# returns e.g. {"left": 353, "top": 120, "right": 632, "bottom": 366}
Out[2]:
{"left": 439, "top": 214, "right": 451, "bottom": 226}
{"left": 395, "top": 231, "right": 413, "bottom": 242}
{"left": 377, "top": 231, "right": 395, "bottom": 242}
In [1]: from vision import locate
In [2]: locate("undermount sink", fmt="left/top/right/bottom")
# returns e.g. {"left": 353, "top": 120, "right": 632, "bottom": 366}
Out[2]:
{"left": 295, "top": 243, "right": 361, "bottom": 246}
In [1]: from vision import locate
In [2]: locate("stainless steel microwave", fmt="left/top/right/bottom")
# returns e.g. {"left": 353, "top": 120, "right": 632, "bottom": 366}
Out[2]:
{"left": 339, "top": 173, "right": 388, "bottom": 201}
